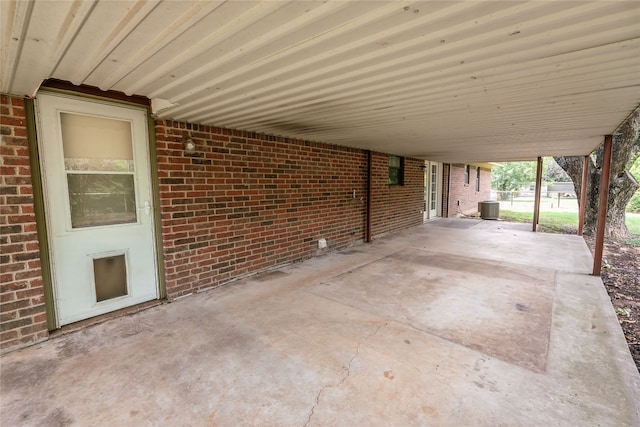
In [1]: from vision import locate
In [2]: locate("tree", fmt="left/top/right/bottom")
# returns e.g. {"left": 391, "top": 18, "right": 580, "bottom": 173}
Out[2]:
{"left": 491, "top": 161, "right": 536, "bottom": 200}
{"left": 543, "top": 158, "right": 571, "bottom": 183}
{"left": 554, "top": 108, "right": 640, "bottom": 239}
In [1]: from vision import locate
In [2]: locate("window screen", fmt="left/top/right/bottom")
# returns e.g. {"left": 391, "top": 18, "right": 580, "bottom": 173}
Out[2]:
{"left": 389, "top": 156, "right": 404, "bottom": 185}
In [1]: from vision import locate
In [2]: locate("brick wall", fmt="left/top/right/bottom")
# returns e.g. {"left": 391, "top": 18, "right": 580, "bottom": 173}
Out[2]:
{"left": 447, "top": 164, "right": 492, "bottom": 217}
{"left": 0, "top": 100, "right": 426, "bottom": 351}
{"left": 370, "top": 152, "right": 424, "bottom": 238}
{"left": 156, "top": 120, "right": 371, "bottom": 298}
{"left": 0, "top": 95, "right": 48, "bottom": 351}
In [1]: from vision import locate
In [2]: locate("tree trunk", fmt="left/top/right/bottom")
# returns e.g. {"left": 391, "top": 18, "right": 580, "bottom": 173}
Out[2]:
{"left": 554, "top": 109, "right": 639, "bottom": 240}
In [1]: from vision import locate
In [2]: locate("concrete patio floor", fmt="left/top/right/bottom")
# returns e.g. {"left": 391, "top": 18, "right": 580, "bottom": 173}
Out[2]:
{"left": 2, "top": 220, "right": 639, "bottom": 426}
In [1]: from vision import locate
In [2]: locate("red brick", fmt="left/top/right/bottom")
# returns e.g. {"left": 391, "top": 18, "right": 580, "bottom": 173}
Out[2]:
{"left": 13, "top": 127, "right": 27, "bottom": 137}
{"left": 0, "top": 330, "right": 18, "bottom": 343}
{"left": 0, "top": 310, "right": 18, "bottom": 323}
{"left": 14, "top": 269, "right": 40, "bottom": 280}
{"left": 0, "top": 298, "right": 31, "bottom": 314}
{"left": 0, "top": 116, "right": 25, "bottom": 127}
{"left": 155, "top": 120, "right": 423, "bottom": 300}
{"left": 19, "top": 322, "right": 47, "bottom": 336}
{"left": 445, "top": 164, "right": 492, "bottom": 217}
{"left": 33, "top": 313, "right": 48, "bottom": 323}
{"left": 10, "top": 97, "right": 24, "bottom": 107}
{"left": 0, "top": 95, "right": 46, "bottom": 352}
{"left": 0, "top": 292, "right": 16, "bottom": 303}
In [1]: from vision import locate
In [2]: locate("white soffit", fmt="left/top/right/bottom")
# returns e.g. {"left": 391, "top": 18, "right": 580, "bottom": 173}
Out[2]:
{"left": 1, "top": 0, "right": 639, "bottom": 163}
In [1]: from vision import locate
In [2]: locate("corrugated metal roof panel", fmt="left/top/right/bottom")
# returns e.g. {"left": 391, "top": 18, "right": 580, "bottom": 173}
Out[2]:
{"left": 1, "top": 0, "right": 639, "bottom": 162}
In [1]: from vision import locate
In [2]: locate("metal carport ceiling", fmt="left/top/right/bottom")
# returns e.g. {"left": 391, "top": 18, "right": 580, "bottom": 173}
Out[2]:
{"left": 2, "top": 0, "right": 639, "bottom": 162}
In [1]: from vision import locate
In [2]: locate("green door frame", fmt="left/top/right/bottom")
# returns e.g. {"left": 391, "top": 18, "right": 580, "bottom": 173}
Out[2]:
{"left": 25, "top": 90, "right": 166, "bottom": 330}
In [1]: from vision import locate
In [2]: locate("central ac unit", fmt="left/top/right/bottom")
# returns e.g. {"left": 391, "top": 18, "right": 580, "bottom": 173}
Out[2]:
{"left": 478, "top": 201, "right": 500, "bottom": 220}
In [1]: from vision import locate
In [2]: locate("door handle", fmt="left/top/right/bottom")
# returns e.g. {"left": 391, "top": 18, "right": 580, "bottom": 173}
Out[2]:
{"left": 138, "top": 200, "right": 151, "bottom": 215}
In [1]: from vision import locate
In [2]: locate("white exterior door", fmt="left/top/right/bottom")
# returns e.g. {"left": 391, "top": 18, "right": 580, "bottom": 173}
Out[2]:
{"left": 36, "top": 93, "right": 158, "bottom": 326}
{"left": 423, "top": 162, "right": 441, "bottom": 221}
{"left": 428, "top": 163, "right": 439, "bottom": 218}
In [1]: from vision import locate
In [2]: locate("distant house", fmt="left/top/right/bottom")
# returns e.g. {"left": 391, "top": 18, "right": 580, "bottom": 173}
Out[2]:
{"left": 549, "top": 182, "right": 577, "bottom": 198}
{"left": 439, "top": 163, "right": 494, "bottom": 218}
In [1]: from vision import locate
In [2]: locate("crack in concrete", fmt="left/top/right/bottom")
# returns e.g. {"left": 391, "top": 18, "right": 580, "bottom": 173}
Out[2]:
{"left": 303, "top": 321, "right": 389, "bottom": 427}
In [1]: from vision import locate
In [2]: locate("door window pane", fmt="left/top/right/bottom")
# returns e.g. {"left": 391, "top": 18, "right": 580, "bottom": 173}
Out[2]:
{"left": 60, "top": 112, "right": 137, "bottom": 228}
{"left": 67, "top": 174, "right": 136, "bottom": 227}
{"left": 61, "top": 113, "right": 133, "bottom": 169}
{"left": 65, "top": 158, "right": 133, "bottom": 172}
{"left": 430, "top": 165, "right": 437, "bottom": 210}
{"left": 93, "top": 255, "right": 128, "bottom": 302}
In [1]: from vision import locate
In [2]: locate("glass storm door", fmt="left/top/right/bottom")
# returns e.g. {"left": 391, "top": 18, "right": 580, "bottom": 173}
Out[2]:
{"left": 37, "top": 93, "right": 158, "bottom": 326}
{"left": 423, "top": 162, "right": 439, "bottom": 221}
{"left": 423, "top": 166, "right": 429, "bottom": 221}
{"left": 429, "top": 163, "right": 438, "bottom": 218}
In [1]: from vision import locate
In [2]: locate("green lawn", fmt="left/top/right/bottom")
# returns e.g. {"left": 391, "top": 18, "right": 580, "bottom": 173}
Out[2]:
{"left": 499, "top": 210, "right": 640, "bottom": 245}
{"left": 628, "top": 213, "right": 640, "bottom": 234}
{"left": 627, "top": 213, "right": 640, "bottom": 246}
{"left": 498, "top": 210, "right": 578, "bottom": 233}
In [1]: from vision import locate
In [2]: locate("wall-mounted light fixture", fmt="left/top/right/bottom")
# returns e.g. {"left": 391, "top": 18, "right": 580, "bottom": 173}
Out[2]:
{"left": 419, "top": 164, "right": 427, "bottom": 170}
{"left": 182, "top": 134, "right": 196, "bottom": 154}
